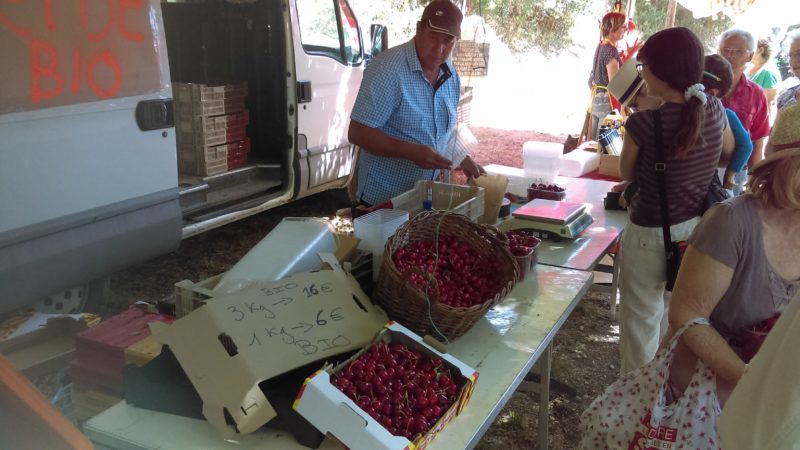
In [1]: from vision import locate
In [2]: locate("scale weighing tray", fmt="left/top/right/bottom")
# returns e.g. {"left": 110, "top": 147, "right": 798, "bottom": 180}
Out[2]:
{"left": 509, "top": 199, "right": 594, "bottom": 239}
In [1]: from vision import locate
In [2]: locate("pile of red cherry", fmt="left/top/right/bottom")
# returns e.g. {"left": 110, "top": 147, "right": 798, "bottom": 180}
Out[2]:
{"left": 391, "top": 234, "right": 504, "bottom": 308}
{"left": 529, "top": 183, "right": 565, "bottom": 192}
{"left": 330, "top": 341, "right": 460, "bottom": 440}
{"left": 503, "top": 230, "right": 542, "bottom": 257}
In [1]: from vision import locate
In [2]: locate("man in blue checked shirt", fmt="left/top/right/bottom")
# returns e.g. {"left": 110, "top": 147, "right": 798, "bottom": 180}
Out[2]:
{"left": 348, "top": 0, "right": 483, "bottom": 206}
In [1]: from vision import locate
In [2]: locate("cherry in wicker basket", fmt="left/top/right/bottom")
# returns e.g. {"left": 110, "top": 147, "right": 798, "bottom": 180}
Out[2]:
{"left": 375, "top": 211, "right": 519, "bottom": 341}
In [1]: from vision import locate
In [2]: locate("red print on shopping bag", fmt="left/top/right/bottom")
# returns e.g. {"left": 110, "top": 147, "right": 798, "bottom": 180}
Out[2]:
{"left": 628, "top": 411, "right": 677, "bottom": 450}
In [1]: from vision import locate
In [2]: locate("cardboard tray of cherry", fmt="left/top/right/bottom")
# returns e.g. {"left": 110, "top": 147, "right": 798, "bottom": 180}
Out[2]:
{"left": 297, "top": 323, "right": 478, "bottom": 450}
{"left": 330, "top": 340, "right": 462, "bottom": 441}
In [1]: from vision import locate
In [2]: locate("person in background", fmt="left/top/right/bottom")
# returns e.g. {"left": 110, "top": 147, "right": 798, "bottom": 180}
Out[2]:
{"left": 664, "top": 103, "right": 800, "bottom": 409}
{"left": 587, "top": 11, "right": 626, "bottom": 140}
{"left": 776, "top": 29, "right": 800, "bottom": 110}
{"left": 717, "top": 290, "right": 800, "bottom": 450}
{"left": 616, "top": 27, "right": 734, "bottom": 374}
{"left": 348, "top": 0, "right": 482, "bottom": 206}
{"left": 718, "top": 29, "right": 770, "bottom": 169}
{"left": 702, "top": 55, "right": 754, "bottom": 192}
{"left": 748, "top": 38, "right": 781, "bottom": 113}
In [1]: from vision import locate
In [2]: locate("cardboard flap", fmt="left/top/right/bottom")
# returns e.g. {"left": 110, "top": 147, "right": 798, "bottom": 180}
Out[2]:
{"left": 150, "top": 254, "right": 388, "bottom": 437}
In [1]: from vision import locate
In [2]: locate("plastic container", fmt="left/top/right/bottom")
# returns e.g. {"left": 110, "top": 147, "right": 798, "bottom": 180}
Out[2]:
{"left": 527, "top": 184, "right": 567, "bottom": 201}
{"left": 390, "top": 181, "right": 484, "bottom": 222}
{"left": 523, "top": 141, "right": 562, "bottom": 183}
{"left": 512, "top": 248, "right": 534, "bottom": 282}
{"left": 353, "top": 209, "right": 409, "bottom": 281}
{"left": 213, "top": 217, "right": 336, "bottom": 293}
{"left": 483, "top": 164, "right": 529, "bottom": 197}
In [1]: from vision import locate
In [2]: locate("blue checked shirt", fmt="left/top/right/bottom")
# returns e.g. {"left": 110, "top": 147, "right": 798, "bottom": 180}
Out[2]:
{"left": 352, "top": 39, "right": 467, "bottom": 205}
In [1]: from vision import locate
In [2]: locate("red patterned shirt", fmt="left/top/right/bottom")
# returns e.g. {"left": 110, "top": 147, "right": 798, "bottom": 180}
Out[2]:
{"left": 722, "top": 74, "right": 770, "bottom": 142}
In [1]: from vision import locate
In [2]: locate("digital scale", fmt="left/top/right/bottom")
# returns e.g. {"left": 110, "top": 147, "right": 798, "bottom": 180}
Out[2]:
{"left": 500, "top": 199, "right": 594, "bottom": 239}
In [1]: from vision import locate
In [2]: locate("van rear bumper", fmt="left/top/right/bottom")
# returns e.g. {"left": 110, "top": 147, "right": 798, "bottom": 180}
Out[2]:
{"left": 0, "top": 189, "right": 182, "bottom": 313}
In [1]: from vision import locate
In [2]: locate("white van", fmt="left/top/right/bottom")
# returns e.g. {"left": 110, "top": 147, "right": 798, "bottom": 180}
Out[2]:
{"left": 0, "top": 0, "right": 387, "bottom": 312}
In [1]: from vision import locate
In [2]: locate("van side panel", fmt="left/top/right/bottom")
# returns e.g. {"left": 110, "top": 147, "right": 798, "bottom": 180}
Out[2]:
{"left": 0, "top": 1, "right": 181, "bottom": 312}
{"left": 0, "top": 190, "right": 181, "bottom": 308}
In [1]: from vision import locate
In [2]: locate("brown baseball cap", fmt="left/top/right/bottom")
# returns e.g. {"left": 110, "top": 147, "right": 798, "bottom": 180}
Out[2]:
{"left": 420, "top": 0, "right": 463, "bottom": 39}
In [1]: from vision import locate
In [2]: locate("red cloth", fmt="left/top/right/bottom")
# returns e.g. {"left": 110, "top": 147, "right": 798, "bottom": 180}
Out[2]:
{"left": 581, "top": 169, "right": 620, "bottom": 182}
{"left": 722, "top": 74, "right": 771, "bottom": 142}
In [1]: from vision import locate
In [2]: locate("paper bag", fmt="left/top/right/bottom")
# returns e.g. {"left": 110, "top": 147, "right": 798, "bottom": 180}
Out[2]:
{"left": 469, "top": 174, "right": 508, "bottom": 224}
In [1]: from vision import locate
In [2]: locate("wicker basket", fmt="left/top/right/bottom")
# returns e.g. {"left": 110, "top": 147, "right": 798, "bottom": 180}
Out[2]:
{"left": 375, "top": 211, "right": 518, "bottom": 341}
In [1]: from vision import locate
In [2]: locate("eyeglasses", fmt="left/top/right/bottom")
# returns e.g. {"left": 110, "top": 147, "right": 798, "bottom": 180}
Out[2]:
{"left": 720, "top": 47, "right": 752, "bottom": 57}
{"left": 636, "top": 63, "right": 647, "bottom": 74}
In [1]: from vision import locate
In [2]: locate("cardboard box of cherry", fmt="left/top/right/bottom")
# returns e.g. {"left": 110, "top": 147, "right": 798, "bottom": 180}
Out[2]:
{"left": 293, "top": 322, "right": 478, "bottom": 450}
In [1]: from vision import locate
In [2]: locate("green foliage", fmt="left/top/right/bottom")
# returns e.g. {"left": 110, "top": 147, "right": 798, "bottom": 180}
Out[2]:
{"left": 464, "top": 0, "right": 592, "bottom": 55}
{"left": 633, "top": 0, "right": 733, "bottom": 51}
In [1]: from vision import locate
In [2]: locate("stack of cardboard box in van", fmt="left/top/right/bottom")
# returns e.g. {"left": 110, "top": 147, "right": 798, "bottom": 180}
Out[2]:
{"left": 174, "top": 82, "right": 251, "bottom": 176}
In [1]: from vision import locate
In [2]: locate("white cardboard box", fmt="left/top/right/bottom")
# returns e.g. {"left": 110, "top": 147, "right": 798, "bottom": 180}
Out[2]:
{"left": 293, "top": 322, "right": 478, "bottom": 450}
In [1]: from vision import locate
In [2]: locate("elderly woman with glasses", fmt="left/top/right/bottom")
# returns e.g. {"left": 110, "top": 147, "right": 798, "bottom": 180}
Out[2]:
{"left": 718, "top": 28, "right": 771, "bottom": 169}
{"left": 777, "top": 29, "right": 800, "bottom": 110}
{"left": 617, "top": 27, "right": 735, "bottom": 374}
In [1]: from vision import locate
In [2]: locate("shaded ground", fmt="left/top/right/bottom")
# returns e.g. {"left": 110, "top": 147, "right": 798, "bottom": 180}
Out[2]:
{"left": 69, "top": 127, "right": 620, "bottom": 448}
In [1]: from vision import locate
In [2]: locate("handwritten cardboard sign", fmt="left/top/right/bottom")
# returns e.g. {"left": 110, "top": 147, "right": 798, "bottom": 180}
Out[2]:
{"left": 150, "top": 254, "right": 388, "bottom": 437}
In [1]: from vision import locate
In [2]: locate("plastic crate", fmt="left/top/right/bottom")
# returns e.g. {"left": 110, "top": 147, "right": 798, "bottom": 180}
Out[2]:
{"left": 353, "top": 209, "right": 408, "bottom": 281}
{"left": 177, "top": 142, "right": 228, "bottom": 176}
{"left": 173, "top": 81, "right": 248, "bottom": 104}
{"left": 176, "top": 109, "right": 249, "bottom": 134}
{"left": 391, "top": 181, "right": 484, "bottom": 222}
{"left": 175, "top": 94, "right": 246, "bottom": 117}
{"left": 173, "top": 273, "right": 222, "bottom": 318}
{"left": 177, "top": 123, "right": 247, "bottom": 148}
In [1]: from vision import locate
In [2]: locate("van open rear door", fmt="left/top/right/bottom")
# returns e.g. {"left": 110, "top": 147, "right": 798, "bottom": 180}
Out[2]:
{"left": 290, "top": 0, "right": 364, "bottom": 197}
{"left": 0, "top": 1, "right": 181, "bottom": 312}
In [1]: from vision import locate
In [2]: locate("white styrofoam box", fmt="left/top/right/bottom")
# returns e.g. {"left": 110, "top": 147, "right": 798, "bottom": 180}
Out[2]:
{"left": 522, "top": 141, "right": 562, "bottom": 182}
{"left": 213, "top": 217, "right": 336, "bottom": 293}
{"left": 293, "top": 322, "right": 479, "bottom": 450}
{"left": 354, "top": 209, "right": 409, "bottom": 281}
{"left": 559, "top": 150, "right": 600, "bottom": 177}
{"left": 483, "top": 164, "right": 530, "bottom": 197}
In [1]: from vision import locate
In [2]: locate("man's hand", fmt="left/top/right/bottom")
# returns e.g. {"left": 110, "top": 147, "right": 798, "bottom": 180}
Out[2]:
{"left": 459, "top": 155, "right": 485, "bottom": 179}
{"left": 409, "top": 144, "right": 452, "bottom": 170}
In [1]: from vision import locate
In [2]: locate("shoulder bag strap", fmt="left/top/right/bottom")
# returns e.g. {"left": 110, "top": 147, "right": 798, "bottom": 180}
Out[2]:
{"left": 653, "top": 110, "right": 673, "bottom": 251}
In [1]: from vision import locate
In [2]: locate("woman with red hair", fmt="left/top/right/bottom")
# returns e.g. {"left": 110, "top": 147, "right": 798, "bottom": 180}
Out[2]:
{"left": 587, "top": 12, "right": 626, "bottom": 140}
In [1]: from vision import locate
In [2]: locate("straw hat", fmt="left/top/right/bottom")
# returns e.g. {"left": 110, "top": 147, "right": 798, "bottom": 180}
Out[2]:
{"left": 607, "top": 57, "right": 644, "bottom": 107}
{"left": 753, "top": 103, "right": 800, "bottom": 170}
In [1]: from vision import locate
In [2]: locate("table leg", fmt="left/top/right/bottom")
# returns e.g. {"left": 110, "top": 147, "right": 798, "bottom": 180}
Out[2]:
{"left": 608, "top": 252, "right": 620, "bottom": 320}
{"left": 537, "top": 343, "right": 552, "bottom": 450}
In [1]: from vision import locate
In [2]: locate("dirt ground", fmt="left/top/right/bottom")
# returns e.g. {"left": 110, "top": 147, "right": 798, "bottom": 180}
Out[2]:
{"left": 74, "top": 127, "right": 621, "bottom": 448}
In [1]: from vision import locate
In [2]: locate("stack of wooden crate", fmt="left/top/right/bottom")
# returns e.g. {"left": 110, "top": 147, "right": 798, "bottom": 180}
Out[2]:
{"left": 174, "top": 81, "right": 251, "bottom": 176}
